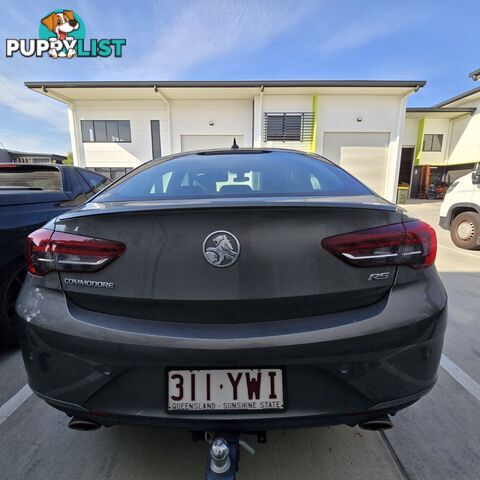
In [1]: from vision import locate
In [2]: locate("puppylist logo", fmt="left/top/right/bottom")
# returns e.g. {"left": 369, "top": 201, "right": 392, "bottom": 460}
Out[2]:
{"left": 6, "top": 9, "right": 126, "bottom": 59}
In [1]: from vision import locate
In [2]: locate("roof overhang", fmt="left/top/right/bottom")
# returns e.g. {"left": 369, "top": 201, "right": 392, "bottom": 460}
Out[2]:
{"left": 433, "top": 86, "right": 480, "bottom": 108}
{"left": 25, "top": 80, "right": 426, "bottom": 102}
{"left": 406, "top": 107, "right": 476, "bottom": 119}
{"left": 469, "top": 68, "right": 480, "bottom": 81}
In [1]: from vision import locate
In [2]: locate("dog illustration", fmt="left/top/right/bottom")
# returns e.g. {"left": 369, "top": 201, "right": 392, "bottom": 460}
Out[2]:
{"left": 41, "top": 10, "right": 79, "bottom": 58}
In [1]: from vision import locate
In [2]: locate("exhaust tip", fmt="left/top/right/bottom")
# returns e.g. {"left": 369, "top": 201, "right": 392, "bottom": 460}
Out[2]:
{"left": 68, "top": 416, "right": 101, "bottom": 432}
{"left": 359, "top": 415, "right": 393, "bottom": 431}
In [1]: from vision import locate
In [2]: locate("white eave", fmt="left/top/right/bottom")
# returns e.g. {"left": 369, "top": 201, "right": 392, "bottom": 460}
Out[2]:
{"left": 24, "top": 80, "right": 426, "bottom": 102}
{"left": 406, "top": 107, "right": 476, "bottom": 119}
{"left": 433, "top": 86, "right": 480, "bottom": 108}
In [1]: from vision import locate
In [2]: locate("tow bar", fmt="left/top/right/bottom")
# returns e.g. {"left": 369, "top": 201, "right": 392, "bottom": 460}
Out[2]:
{"left": 202, "top": 432, "right": 261, "bottom": 480}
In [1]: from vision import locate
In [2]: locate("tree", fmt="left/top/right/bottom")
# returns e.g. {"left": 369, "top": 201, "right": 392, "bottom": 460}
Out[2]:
{"left": 64, "top": 151, "right": 73, "bottom": 165}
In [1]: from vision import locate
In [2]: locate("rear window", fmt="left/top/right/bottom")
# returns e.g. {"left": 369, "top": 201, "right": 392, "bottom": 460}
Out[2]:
{"left": 0, "top": 165, "right": 62, "bottom": 191}
{"left": 94, "top": 151, "right": 371, "bottom": 202}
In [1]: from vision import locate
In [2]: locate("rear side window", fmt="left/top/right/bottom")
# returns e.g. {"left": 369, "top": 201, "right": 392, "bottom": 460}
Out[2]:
{"left": 94, "top": 151, "right": 371, "bottom": 202}
{"left": 0, "top": 165, "right": 62, "bottom": 191}
{"left": 78, "top": 169, "right": 109, "bottom": 193}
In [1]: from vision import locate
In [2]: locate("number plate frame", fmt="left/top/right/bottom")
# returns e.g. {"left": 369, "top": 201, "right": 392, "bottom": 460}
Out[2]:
{"left": 165, "top": 366, "right": 287, "bottom": 414}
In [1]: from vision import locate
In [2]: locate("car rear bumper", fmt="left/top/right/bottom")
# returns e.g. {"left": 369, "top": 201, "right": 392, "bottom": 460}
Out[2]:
{"left": 16, "top": 269, "right": 447, "bottom": 431}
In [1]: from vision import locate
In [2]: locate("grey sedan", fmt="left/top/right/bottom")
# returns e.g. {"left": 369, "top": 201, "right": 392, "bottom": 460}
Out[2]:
{"left": 16, "top": 149, "right": 446, "bottom": 435}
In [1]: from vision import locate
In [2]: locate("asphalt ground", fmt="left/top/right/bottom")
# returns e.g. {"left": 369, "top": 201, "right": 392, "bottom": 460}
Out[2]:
{"left": 0, "top": 200, "right": 479, "bottom": 479}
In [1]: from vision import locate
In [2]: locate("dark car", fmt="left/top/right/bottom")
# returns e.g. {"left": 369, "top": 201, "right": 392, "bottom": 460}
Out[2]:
{"left": 0, "top": 163, "right": 110, "bottom": 345}
{"left": 16, "top": 149, "right": 446, "bottom": 434}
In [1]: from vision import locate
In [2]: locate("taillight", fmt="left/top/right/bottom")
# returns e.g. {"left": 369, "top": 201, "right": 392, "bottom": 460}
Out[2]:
{"left": 26, "top": 229, "right": 54, "bottom": 276}
{"left": 321, "top": 220, "right": 437, "bottom": 269}
{"left": 402, "top": 220, "right": 437, "bottom": 269}
{"left": 26, "top": 228, "right": 126, "bottom": 276}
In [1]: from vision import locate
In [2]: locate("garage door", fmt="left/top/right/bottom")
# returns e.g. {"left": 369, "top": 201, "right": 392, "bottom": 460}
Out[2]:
{"left": 323, "top": 133, "right": 390, "bottom": 195}
{"left": 181, "top": 135, "right": 244, "bottom": 152}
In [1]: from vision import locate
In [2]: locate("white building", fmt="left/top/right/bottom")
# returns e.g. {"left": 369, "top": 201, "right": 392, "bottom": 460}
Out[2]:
{"left": 401, "top": 85, "right": 480, "bottom": 194}
{"left": 26, "top": 80, "right": 427, "bottom": 202}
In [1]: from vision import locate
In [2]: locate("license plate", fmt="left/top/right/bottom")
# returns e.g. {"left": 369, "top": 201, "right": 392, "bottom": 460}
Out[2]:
{"left": 167, "top": 368, "right": 284, "bottom": 412}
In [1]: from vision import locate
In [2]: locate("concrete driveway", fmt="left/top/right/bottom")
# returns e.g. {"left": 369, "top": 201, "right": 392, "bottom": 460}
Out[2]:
{"left": 0, "top": 200, "right": 479, "bottom": 479}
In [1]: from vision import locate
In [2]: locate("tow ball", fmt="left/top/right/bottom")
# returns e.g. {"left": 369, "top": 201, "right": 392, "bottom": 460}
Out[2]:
{"left": 204, "top": 432, "right": 258, "bottom": 480}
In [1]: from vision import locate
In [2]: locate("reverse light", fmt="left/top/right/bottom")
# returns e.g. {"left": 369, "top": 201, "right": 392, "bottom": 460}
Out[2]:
{"left": 321, "top": 220, "right": 437, "bottom": 269}
{"left": 26, "top": 228, "right": 126, "bottom": 276}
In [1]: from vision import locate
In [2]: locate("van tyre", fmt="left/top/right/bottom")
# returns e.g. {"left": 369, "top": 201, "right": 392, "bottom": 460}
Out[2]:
{"left": 450, "top": 212, "right": 480, "bottom": 250}
{"left": 0, "top": 261, "right": 26, "bottom": 346}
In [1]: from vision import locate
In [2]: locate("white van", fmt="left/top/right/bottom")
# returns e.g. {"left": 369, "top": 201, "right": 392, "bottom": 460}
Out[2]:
{"left": 439, "top": 164, "right": 480, "bottom": 249}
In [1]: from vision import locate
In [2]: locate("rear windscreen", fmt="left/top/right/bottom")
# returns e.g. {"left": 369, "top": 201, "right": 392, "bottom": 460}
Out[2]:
{"left": 94, "top": 151, "right": 371, "bottom": 202}
{"left": 0, "top": 166, "right": 62, "bottom": 191}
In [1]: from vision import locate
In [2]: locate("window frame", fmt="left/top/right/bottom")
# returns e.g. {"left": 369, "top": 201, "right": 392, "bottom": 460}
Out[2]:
{"left": 422, "top": 133, "right": 443, "bottom": 152}
{"left": 150, "top": 120, "right": 162, "bottom": 158}
{"left": 263, "top": 112, "right": 314, "bottom": 143}
{"left": 81, "top": 120, "right": 132, "bottom": 143}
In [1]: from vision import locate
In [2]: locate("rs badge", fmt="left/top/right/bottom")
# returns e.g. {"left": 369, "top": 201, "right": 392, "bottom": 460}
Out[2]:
{"left": 368, "top": 272, "right": 390, "bottom": 281}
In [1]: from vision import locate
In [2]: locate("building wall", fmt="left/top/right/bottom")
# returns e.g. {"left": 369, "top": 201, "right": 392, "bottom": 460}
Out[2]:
{"left": 315, "top": 95, "right": 401, "bottom": 144}
{"left": 315, "top": 94, "right": 406, "bottom": 200}
{"left": 170, "top": 100, "right": 253, "bottom": 153}
{"left": 403, "top": 118, "right": 419, "bottom": 146}
{"left": 71, "top": 100, "right": 169, "bottom": 168}
{"left": 419, "top": 117, "right": 450, "bottom": 165}
{"left": 448, "top": 99, "right": 480, "bottom": 165}
{"left": 69, "top": 91, "right": 409, "bottom": 201}
{"left": 260, "top": 94, "right": 313, "bottom": 152}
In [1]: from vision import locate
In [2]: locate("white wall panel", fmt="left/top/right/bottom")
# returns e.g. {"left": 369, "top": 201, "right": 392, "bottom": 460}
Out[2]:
{"left": 73, "top": 100, "right": 168, "bottom": 168}
{"left": 170, "top": 100, "right": 252, "bottom": 153}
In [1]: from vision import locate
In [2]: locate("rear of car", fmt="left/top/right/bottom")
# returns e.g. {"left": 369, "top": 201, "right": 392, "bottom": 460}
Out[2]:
{"left": 16, "top": 150, "right": 447, "bottom": 431}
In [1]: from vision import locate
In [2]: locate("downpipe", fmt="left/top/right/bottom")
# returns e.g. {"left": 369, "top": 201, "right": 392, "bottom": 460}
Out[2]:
{"left": 67, "top": 416, "right": 101, "bottom": 431}
{"left": 358, "top": 415, "right": 393, "bottom": 431}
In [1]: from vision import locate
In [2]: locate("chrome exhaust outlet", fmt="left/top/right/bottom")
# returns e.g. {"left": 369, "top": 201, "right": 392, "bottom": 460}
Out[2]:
{"left": 67, "top": 416, "right": 101, "bottom": 431}
{"left": 359, "top": 415, "right": 393, "bottom": 431}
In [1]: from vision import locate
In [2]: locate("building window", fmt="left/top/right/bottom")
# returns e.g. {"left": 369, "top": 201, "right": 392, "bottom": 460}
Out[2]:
{"left": 93, "top": 167, "right": 133, "bottom": 180}
{"left": 422, "top": 134, "right": 443, "bottom": 152}
{"left": 150, "top": 120, "right": 162, "bottom": 158}
{"left": 81, "top": 120, "right": 131, "bottom": 143}
{"left": 263, "top": 112, "right": 314, "bottom": 142}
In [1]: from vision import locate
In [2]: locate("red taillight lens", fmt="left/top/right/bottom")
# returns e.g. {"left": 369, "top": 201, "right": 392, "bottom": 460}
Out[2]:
{"left": 321, "top": 220, "right": 437, "bottom": 269}
{"left": 25, "top": 228, "right": 55, "bottom": 276}
{"left": 26, "top": 229, "right": 126, "bottom": 276}
{"left": 402, "top": 220, "right": 437, "bottom": 269}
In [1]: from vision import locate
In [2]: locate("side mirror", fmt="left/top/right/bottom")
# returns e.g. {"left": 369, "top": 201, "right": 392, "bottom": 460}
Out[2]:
{"left": 472, "top": 164, "right": 480, "bottom": 185}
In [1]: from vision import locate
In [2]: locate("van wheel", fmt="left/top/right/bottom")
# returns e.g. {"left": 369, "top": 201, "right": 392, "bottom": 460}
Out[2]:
{"left": 450, "top": 212, "right": 480, "bottom": 250}
{"left": 0, "top": 261, "right": 26, "bottom": 346}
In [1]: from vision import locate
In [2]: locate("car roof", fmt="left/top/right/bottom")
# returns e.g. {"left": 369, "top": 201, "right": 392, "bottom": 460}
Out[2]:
{"left": 148, "top": 148, "right": 336, "bottom": 166}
